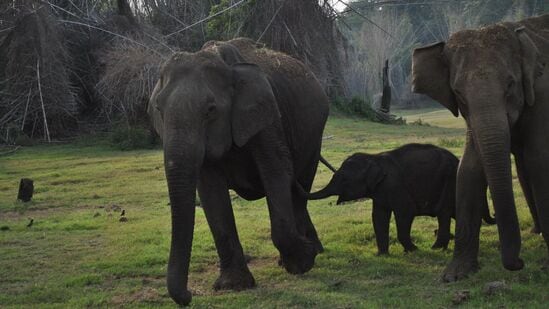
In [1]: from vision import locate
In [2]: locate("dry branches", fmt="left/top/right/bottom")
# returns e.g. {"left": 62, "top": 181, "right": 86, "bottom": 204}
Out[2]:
{"left": 0, "top": 5, "right": 77, "bottom": 141}
{"left": 95, "top": 39, "right": 166, "bottom": 126}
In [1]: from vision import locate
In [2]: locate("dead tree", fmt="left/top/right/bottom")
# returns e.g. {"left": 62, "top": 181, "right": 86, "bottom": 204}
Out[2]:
{"left": 244, "top": 0, "right": 348, "bottom": 98}
{"left": 380, "top": 59, "right": 392, "bottom": 113}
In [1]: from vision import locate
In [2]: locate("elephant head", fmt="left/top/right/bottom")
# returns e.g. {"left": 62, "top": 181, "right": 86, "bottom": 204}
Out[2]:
{"left": 308, "top": 154, "right": 385, "bottom": 204}
{"left": 148, "top": 42, "right": 280, "bottom": 306}
{"left": 412, "top": 24, "right": 544, "bottom": 270}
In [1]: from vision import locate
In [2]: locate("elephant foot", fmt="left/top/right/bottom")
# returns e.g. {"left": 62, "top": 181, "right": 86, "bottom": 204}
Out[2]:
{"left": 431, "top": 240, "right": 449, "bottom": 250}
{"left": 404, "top": 244, "right": 418, "bottom": 252}
{"left": 442, "top": 257, "right": 479, "bottom": 282}
{"left": 503, "top": 257, "right": 524, "bottom": 271}
{"left": 531, "top": 226, "right": 541, "bottom": 235}
{"left": 213, "top": 267, "right": 256, "bottom": 291}
{"left": 168, "top": 288, "right": 192, "bottom": 306}
{"left": 376, "top": 250, "right": 389, "bottom": 256}
{"left": 280, "top": 236, "right": 317, "bottom": 274}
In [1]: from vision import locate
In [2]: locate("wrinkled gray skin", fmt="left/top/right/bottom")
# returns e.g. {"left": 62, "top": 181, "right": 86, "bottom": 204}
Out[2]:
{"left": 149, "top": 38, "right": 329, "bottom": 306}
{"left": 307, "top": 144, "right": 495, "bottom": 254}
{"left": 412, "top": 14, "right": 549, "bottom": 282}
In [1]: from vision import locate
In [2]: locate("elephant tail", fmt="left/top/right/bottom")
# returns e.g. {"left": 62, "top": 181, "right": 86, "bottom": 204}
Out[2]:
{"left": 482, "top": 197, "right": 496, "bottom": 225}
{"left": 319, "top": 155, "right": 337, "bottom": 173}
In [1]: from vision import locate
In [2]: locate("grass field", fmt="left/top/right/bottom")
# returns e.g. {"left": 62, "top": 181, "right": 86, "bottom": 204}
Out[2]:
{"left": 1, "top": 109, "right": 548, "bottom": 308}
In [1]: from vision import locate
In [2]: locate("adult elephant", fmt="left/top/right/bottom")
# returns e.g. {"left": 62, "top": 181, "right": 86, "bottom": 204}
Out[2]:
{"left": 411, "top": 14, "right": 549, "bottom": 282}
{"left": 148, "top": 37, "right": 329, "bottom": 305}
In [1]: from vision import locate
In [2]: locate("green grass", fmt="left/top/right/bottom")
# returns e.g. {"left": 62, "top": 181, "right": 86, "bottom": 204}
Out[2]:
{"left": 1, "top": 109, "right": 548, "bottom": 308}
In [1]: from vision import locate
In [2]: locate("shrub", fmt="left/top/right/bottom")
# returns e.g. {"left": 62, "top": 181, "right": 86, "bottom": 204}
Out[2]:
{"left": 332, "top": 96, "right": 405, "bottom": 125}
{"left": 410, "top": 118, "right": 431, "bottom": 126}
{"left": 109, "top": 126, "right": 158, "bottom": 150}
{"left": 14, "top": 134, "right": 34, "bottom": 146}
{"left": 332, "top": 96, "right": 377, "bottom": 121}
{"left": 438, "top": 137, "right": 464, "bottom": 148}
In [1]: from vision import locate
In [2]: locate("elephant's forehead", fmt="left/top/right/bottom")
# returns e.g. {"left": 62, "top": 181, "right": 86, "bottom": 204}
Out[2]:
{"left": 448, "top": 25, "right": 515, "bottom": 50}
{"left": 163, "top": 51, "right": 223, "bottom": 73}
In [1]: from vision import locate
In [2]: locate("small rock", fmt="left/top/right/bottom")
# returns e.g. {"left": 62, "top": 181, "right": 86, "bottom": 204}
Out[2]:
{"left": 93, "top": 212, "right": 101, "bottom": 218}
{"left": 483, "top": 281, "right": 507, "bottom": 296}
{"left": 0, "top": 226, "right": 10, "bottom": 231}
{"left": 328, "top": 279, "right": 344, "bottom": 289}
{"left": 452, "top": 290, "right": 470, "bottom": 305}
{"left": 119, "top": 217, "right": 128, "bottom": 222}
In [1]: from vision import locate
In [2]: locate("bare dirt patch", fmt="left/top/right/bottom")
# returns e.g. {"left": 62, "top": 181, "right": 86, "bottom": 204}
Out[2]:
{"left": 110, "top": 287, "right": 162, "bottom": 305}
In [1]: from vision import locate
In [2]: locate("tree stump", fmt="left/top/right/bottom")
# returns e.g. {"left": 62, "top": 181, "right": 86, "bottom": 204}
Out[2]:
{"left": 17, "top": 178, "right": 34, "bottom": 202}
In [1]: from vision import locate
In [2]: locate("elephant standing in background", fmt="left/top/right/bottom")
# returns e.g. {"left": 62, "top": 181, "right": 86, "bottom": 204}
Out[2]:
{"left": 412, "top": 14, "right": 549, "bottom": 281}
{"left": 307, "top": 144, "right": 495, "bottom": 254}
{"left": 149, "top": 38, "right": 329, "bottom": 305}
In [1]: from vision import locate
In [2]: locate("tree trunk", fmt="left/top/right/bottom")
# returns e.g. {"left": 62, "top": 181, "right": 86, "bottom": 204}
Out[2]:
{"left": 380, "top": 59, "right": 392, "bottom": 113}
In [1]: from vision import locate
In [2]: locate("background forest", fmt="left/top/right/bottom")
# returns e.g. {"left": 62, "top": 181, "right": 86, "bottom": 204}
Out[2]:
{"left": 0, "top": 0, "right": 548, "bottom": 143}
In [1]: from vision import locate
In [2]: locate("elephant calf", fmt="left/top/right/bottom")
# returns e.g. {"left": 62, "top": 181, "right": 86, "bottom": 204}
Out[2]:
{"left": 308, "top": 144, "right": 494, "bottom": 254}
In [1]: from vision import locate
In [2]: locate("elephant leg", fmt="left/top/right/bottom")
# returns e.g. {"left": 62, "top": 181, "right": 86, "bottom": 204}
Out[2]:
{"left": 432, "top": 178, "right": 454, "bottom": 250}
{"left": 394, "top": 210, "right": 417, "bottom": 252}
{"left": 372, "top": 201, "right": 391, "bottom": 255}
{"left": 293, "top": 159, "right": 323, "bottom": 253}
{"left": 252, "top": 130, "right": 317, "bottom": 274}
{"left": 293, "top": 194, "right": 323, "bottom": 253}
{"left": 523, "top": 154, "right": 549, "bottom": 268}
{"left": 432, "top": 214, "right": 452, "bottom": 250}
{"left": 514, "top": 153, "right": 541, "bottom": 234}
{"left": 198, "top": 166, "right": 255, "bottom": 291}
{"left": 442, "top": 133, "right": 485, "bottom": 282}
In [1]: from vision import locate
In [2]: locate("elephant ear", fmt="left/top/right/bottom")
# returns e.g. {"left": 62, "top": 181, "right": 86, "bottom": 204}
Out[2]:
{"left": 364, "top": 160, "right": 386, "bottom": 193}
{"left": 412, "top": 42, "right": 458, "bottom": 117}
{"left": 515, "top": 27, "right": 544, "bottom": 106}
{"left": 231, "top": 63, "right": 280, "bottom": 147}
{"left": 148, "top": 79, "right": 164, "bottom": 139}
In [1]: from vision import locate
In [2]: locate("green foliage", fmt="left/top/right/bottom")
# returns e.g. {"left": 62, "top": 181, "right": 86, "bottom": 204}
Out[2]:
{"left": 332, "top": 96, "right": 377, "bottom": 121}
{"left": 438, "top": 137, "right": 465, "bottom": 148}
{"left": 109, "top": 126, "right": 158, "bottom": 150}
{"left": 14, "top": 134, "right": 34, "bottom": 146}
{"left": 206, "top": 0, "right": 255, "bottom": 40}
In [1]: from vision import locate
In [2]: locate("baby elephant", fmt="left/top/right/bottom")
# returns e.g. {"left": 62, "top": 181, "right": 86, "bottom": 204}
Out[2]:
{"left": 308, "top": 144, "right": 494, "bottom": 254}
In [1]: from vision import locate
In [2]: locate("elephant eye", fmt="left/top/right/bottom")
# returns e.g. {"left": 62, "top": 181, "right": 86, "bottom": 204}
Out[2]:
{"left": 506, "top": 79, "right": 515, "bottom": 95}
{"left": 205, "top": 104, "right": 217, "bottom": 118}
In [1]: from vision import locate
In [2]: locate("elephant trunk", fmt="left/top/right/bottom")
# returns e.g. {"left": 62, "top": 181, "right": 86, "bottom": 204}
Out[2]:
{"left": 471, "top": 112, "right": 523, "bottom": 271}
{"left": 164, "top": 137, "right": 205, "bottom": 306}
{"left": 307, "top": 178, "right": 339, "bottom": 200}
